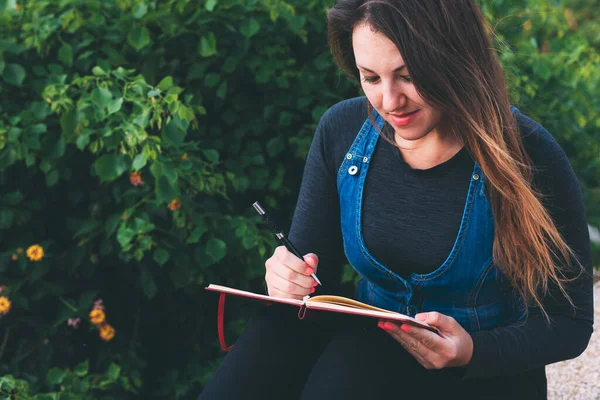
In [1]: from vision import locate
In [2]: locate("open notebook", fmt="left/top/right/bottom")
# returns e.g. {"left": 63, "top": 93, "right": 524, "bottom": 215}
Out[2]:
{"left": 206, "top": 284, "right": 438, "bottom": 350}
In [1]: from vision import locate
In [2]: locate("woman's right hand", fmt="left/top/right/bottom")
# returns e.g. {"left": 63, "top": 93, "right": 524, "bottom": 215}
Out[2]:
{"left": 265, "top": 246, "right": 319, "bottom": 300}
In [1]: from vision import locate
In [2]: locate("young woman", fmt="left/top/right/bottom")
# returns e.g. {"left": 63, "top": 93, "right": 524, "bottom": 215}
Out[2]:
{"left": 199, "top": 1, "right": 594, "bottom": 399}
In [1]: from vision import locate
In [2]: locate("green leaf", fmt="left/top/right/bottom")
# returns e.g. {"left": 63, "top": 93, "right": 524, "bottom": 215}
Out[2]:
{"left": 187, "top": 225, "right": 208, "bottom": 244}
{"left": 60, "top": 108, "right": 82, "bottom": 141}
{"left": 58, "top": 43, "right": 73, "bottom": 67}
{"left": 46, "top": 368, "right": 67, "bottom": 385}
{"left": 74, "top": 360, "right": 89, "bottom": 377}
{"left": 133, "top": 4, "right": 148, "bottom": 19}
{"left": 92, "top": 66, "right": 108, "bottom": 76}
{"left": 91, "top": 87, "right": 113, "bottom": 108}
{"left": 162, "top": 164, "right": 178, "bottom": 182}
{"left": 162, "top": 115, "right": 187, "bottom": 145}
{"left": 204, "top": 73, "right": 220, "bottom": 88}
{"left": 107, "top": 98, "right": 123, "bottom": 115}
{"left": 76, "top": 134, "right": 91, "bottom": 150}
{"left": 117, "top": 223, "right": 135, "bottom": 247}
{"left": 94, "top": 154, "right": 128, "bottom": 182}
{"left": 46, "top": 170, "right": 59, "bottom": 187}
{"left": 240, "top": 18, "right": 261, "bottom": 38}
{"left": 107, "top": 363, "right": 121, "bottom": 380}
{"left": 266, "top": 137, "right": 285, "bottom": 157}
{"left": 127, "top": 25, "right": 151, "bottom": 51}
{"left": 199, "top": 33, "right": 217, "bottom": 57}
{"left": 156, "top": 175, "right": 178, "bottom": 202}
{"left": 202, "top": 149, "right": 219, "bottom": 163}
{"left": 156, "top": 76, "right": 173, "bottom": 91}
{"left": 153, "top": 247, "right": 170, "bottom": 266}
{"left": 2, "top": 63, "right": 26, "bottom": 86}
{"left": 205, "top": 237, "right": 227, "bottom": 262}
{"left": 132, "top": 153, "right": 147, "bottom": 171}
{"left": 141, "top": 269, "right": 158, "bottom": 299}
{"left": 147, "top": 89, "right": 161, "bottom": 97}
{"left": 216, "top": 81, "right": 227, "bottom": 99}
{"left": 0, "top": 209, "right": 14, "bottom": 229}
{"left": 205, "top": 0, "right": 217, "bottom": 12}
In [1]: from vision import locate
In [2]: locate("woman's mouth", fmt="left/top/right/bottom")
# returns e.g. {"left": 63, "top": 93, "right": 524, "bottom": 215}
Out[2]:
{"left": 389, "top": 110, "right": 420, "bottom": 127}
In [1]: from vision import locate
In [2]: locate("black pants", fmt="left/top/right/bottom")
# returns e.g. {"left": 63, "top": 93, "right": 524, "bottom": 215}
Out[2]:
{"left": 198, "top": 305, "right": 545, "bottom": 400}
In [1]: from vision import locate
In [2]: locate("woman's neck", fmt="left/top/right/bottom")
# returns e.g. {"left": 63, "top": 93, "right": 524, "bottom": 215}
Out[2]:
{"left": 394, "top": 130, "right": 464, "bottom": 170}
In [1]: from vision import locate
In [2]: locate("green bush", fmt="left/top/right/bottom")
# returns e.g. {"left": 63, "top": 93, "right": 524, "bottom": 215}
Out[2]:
{"left": 0, "top": 0, "right": 597, "bottom": 398}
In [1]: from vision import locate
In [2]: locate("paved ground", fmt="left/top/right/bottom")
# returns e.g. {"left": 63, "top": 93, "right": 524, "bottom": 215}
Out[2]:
{"left": 546, "top": 279, "right": 600, "bottom": 399}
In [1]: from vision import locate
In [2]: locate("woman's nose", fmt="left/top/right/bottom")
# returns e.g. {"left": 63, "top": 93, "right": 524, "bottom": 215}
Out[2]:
{"left": 381, "top": 81, "right": 406, "bottom": 112}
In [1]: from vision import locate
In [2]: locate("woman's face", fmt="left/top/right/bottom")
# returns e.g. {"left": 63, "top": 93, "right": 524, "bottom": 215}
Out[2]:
{"left": 352, "top": 23, "right": 445, "bottom": 144}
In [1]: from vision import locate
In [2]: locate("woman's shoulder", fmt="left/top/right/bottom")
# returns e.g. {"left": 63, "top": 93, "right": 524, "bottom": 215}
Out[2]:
{"left": 511, "top": 106, "right": 571, "bottom": 169}
{"left": 510, "top": 106, "right": 580, "bottom": 192}
{"left": 312, "top": 96, "right": 370, "bottom": 168}
{"left": 318, "top": 96, "right": 369, "bottom": 132}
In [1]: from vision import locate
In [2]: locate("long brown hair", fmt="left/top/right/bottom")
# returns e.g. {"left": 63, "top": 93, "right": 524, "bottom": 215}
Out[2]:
{"left": 327, "top": 0, "right": 581, "bottom": 320}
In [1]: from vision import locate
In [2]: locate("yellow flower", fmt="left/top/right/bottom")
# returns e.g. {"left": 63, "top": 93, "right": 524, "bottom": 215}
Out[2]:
{"left": 0, "top": 296, "right": 11, "bottom": 314}
{"left": 99, "top": 324, "right": 116, "bottom": 341}
{"left": 89, "top": 309, "right": 106, "bottom": 325}
{"left": 26, "top": 245, "right": 44, "bottom": 262}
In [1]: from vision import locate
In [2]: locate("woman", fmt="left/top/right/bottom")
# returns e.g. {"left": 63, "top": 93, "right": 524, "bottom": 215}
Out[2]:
{"left": 199, "top": 1, "right": 593, "bottom": 399}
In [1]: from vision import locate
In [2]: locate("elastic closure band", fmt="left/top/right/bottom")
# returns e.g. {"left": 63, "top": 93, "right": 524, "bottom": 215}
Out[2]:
{"left": 217, "top": 293, "right": 234, "bottom": 352}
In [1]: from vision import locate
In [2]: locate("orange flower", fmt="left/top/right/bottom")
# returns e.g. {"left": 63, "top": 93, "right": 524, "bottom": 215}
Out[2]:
{"left": 523, "top": 20, "right": 532, "bottom": 31}
{"left": 168, "top": 198, "right": 182, "bottom": 211}
{"left": 16, "top": 248, "right": 23, "bottom": 254}
{"left": 26, "top": 245, "right": 44, "bottom": 261}
{"left": 15, "top": 4, "right": 21, "bottom": 11}
{"left": 181, "top": 153, "right": 189, "bottom": 161}
{"left": 89, "top": 309, "right": 106, "bottom": 325}
{"left": 0, "top": 296, "right": 11, "bottom": 314}
{"left": 11, "top": 254, "right": 18, "bottom": 261}
{"left": 99, "top": 324, "right": 116, "bottom": 341}
{"left": 129, "top": 171, "right": 144, "bottom": 186}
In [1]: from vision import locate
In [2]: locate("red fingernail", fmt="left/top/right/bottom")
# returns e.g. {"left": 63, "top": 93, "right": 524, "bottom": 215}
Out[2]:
{"left": 312, "top": 281, "right": 318, "bottom": 287}
{"left": 310, "top": 287, "right": 315, "bottom": 293}
{"left": 305, "top": 267, "right": 314, "bottom": 275}
{"left": 378, "top": 322, "right": 393, "bottom": 330}
{"left": 400, "top": 324, "right": 410, "bottom": 333}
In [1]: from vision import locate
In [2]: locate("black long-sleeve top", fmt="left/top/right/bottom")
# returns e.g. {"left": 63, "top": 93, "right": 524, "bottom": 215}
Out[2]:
{"left": 288, "top": 96, "right": 594, "bottom": 379}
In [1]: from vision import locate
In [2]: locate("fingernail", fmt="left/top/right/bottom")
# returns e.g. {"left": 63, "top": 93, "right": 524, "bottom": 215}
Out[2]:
{"left": 312, "top": 281, "right": 318, "bottom": 287}
{"left": 305, "top": 267, "right": 314, "bottom": 275}
{"left": 384, "top": 322, "right": 395, "bottom": 330}
{"left": 400, "top": 324, "right": 410, "bottom": 333}
{"left": 378, "top": 321, "right": 393, "bottom": 330}
{"left": 310, "top": 287, "right": 315, "bottom": 294}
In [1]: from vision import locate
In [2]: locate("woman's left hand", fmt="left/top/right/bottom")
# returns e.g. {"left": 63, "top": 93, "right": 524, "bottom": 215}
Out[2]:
{"left": 378, "top": 312, "right": 473, "bottom": 369}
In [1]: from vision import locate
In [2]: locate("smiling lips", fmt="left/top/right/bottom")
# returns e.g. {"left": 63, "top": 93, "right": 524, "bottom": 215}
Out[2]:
{"left": 389, "top": 109, "right": 420, "bottom": 127}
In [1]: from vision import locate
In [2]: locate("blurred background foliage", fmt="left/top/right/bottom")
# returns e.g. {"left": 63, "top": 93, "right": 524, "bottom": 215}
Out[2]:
{"left": 0, "top": 0, "right": 597, "bottom": 398}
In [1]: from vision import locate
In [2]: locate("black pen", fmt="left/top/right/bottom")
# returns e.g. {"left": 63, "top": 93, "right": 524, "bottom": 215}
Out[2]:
{"left": 252, "top": 201, "right": 322, "bottom": 286}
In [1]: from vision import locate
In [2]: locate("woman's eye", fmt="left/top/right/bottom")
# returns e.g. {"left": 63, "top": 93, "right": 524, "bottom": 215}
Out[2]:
{"left": 361, "top": 76, "right": 379, "bottom": 84}
{"left": 399, "top": 75, "right": 412, "bottom": 83}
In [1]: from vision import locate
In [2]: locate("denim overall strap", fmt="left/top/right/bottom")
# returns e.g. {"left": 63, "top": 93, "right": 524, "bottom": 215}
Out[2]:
{"left": 336, "top": 112, "right": 414, "bottom": 314}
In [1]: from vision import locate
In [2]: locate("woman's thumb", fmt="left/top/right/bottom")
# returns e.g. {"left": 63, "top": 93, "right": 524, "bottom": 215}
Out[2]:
{"left": 304, "top": 253, "right": 319, "bottom": 270}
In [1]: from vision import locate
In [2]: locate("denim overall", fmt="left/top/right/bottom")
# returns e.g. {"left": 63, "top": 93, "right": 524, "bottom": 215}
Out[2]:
{"left": 337, "top": 110, "right": 522, "bottom": 332}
